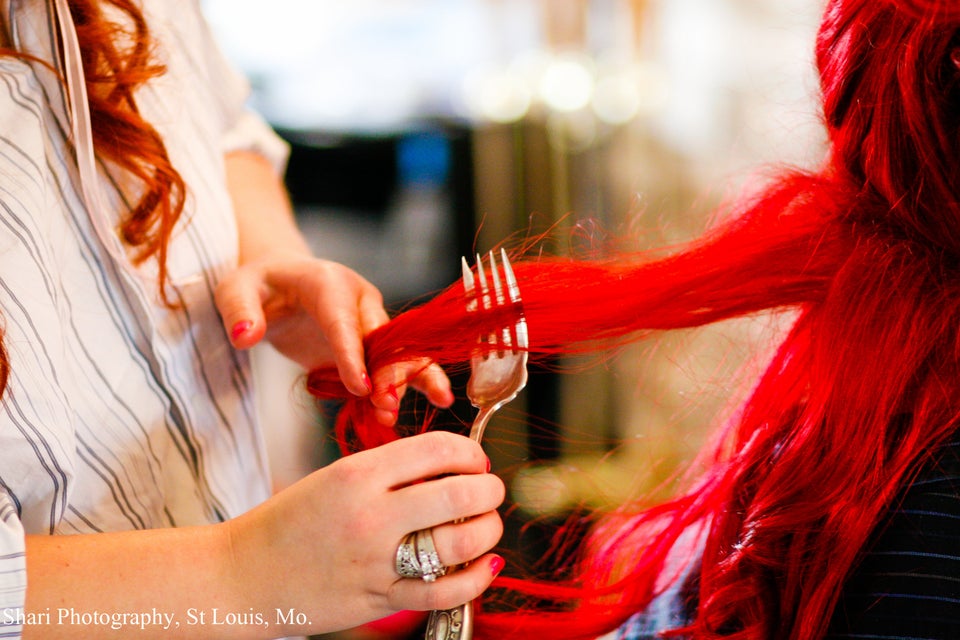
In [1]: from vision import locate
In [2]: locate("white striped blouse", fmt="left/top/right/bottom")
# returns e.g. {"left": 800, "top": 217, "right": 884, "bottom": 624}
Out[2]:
{"left": 0, "top": 0, "right": 289, "bottom": 633}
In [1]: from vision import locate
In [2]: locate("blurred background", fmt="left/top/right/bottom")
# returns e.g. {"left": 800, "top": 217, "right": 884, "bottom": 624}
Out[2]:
{"left": 201, "top": 1, "right": 825, "bottom": 637}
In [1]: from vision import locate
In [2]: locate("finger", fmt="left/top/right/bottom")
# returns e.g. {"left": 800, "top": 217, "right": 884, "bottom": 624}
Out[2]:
{"left": 369, "top": 359, "right": 443, "bottom": 414}
{"left": 358, "top": 283, "right": 391, "bottom": 334}
{"left": 369, "top": 361, "right": 453, "bottom": 426}
{"left": 304, "top": 272, "right": 383, "bottom": 396}
{"left": 369, "top": 367, "right": 408, "bottom": 425}
{"left": 214, "top": 268, "right": 268, "bottom": 349}
{"left": 394, "top": 474, "right": 505, "bottom": 532}
{"left": 320, "top": 314, "right": 369, "bottom": 397}
{"left": 365, "top": 432, "right": 489, "bottom": 489}
{"left": 427, "top": 511, "right": 503, "bottom": 568}
{"left": 371, "top": 405, "right": 400, "bottom": 428}
{"left": 407, "top": 363, "right": 454, "bottom": 409}
{"left": 387, "top": 554, "right": 506, "bottom": 612}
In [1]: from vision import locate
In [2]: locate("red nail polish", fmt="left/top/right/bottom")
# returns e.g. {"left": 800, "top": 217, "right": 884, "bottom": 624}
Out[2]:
{"left": 230, "top": 320, "right": 253, "bottom": 341}
{"left": 485, "top": 456, "right": 491, "bottom": 473}
{"left": 490, "top": 556, "right": 505, "bottom": 576}
{"left": 387, "top": 384, "right": 399, "bottom": 402}
{"left": 361, "top": 372, "right": 373, "bottom": 393}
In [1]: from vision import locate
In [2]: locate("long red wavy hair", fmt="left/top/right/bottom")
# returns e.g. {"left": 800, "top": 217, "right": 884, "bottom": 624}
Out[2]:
{"left": 66, "top": 0, "right": 186, "bottom": 286}
{"left": 307, "top": 0, "right": 960, "bottom": 637}
{"left": 0, "top": 0, "right": 185, "bottom": 393}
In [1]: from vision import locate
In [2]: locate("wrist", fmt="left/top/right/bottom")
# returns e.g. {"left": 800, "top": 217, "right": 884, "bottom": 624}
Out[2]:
{"left": 219, "top": 510, "right": 302, "bottom": 637}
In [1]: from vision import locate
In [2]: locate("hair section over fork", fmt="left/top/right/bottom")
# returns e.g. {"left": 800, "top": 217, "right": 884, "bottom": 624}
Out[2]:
{"left": 462, "top": 249, "right": 530, "bottom": 443}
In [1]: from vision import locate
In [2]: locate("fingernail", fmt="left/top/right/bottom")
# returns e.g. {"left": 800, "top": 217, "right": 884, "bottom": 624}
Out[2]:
{"left": 386, "top": 384, "right": 400, "bottom": 408}
{"left": 361, "top": 372, "right": 373, "bottom": 393}
{"left": 485, "top": 456, "right": 491, "bottom": 473}
{"left": 490, "top": 556, "right": 505, "bottom": 576}
{"left": 230, "top": 320, "right": 253, "bottom": 341}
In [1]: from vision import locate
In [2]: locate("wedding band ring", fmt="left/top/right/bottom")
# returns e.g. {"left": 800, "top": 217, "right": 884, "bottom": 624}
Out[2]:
{"left": 395, "top": 532, "right": 423, "bottom": 579}
{"left": 395, "top": 529, "right": 448, "bottom": 582}
{"left": 416, "top": 528, "right": 447, "bottom": 583}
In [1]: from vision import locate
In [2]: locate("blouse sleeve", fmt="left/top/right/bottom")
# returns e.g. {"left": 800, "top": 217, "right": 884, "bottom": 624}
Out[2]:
{"left": 172, "top": 0, "right": 290, "bottom": 175}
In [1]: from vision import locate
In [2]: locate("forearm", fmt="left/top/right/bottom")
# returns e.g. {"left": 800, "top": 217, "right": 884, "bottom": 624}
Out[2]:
{"left": 225, "top": 149, "right": 311, "bottom": 265}
{"left": 22, "top": 525, "right": 280, "bottom": 640}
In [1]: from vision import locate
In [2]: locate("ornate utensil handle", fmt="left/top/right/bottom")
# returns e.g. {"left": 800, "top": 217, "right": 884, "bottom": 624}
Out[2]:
{"left": 425, "top": 599, "right": 472, "bottom": 640}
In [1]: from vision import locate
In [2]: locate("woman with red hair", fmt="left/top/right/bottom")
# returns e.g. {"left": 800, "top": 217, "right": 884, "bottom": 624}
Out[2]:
{"left": 0, "top": 1, "right": 505, "bottom": 638}
{"left": 310, "top": 0, "right": 960, "bottom": 637}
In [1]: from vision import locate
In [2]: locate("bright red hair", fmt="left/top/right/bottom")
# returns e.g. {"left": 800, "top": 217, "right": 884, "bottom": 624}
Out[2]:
{"left": 308, "top": 0, "right": 960, "bottom": 637}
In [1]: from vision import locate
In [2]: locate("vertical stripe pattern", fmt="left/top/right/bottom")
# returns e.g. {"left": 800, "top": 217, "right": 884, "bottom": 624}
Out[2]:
{"left": 0, "top": 0, "right": 288, "bottom": 630}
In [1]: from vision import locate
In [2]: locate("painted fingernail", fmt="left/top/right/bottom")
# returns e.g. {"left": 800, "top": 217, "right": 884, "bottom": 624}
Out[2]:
{"left": 361, "top": 372, "right": 373, "bottom": 393}
{"left": 486, "top": 456, "right": 491, "bottom": 473}
{"left": 230, "top": 320, "right": 253, "bottom": 341}
{"left": 490, "top": 556, "right": 505, "bottom": 576}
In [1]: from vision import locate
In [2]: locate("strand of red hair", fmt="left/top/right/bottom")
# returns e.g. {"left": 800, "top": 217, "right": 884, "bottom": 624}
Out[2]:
{"left": 67, "top": 0, "right": 186, "bottom": 299}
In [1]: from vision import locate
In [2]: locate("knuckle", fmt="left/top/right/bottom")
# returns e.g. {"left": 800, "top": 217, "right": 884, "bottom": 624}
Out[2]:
{"left": 450, "top": 516, "right": 502, "bottom": 562}
{"left": 448, "top": 527, "right": 479, "bottom": 562}
{"left": 327, "top": 452, "right": 370, "bottom": 488}
{"left": 418, "top": 430, "right": 461, "bottom": 461}
{"left": 440, "top": 480, "right": 475, "bottom": 515}
{"left": 321, "top": 314, "right": 355, "bottom": 339}
{"left": 384, "top": 582, "right": 408, "bottom": 611}
{"left": 363, "top": 283, "right": 384, "bottom": 306}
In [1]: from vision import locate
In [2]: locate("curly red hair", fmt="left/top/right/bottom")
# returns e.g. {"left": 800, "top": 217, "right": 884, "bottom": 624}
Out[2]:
{"left": 67, "top": 0, "right": 186, "bottom": 286}
{"left": 0, "top": 0, "right": 187, "bottom": 394}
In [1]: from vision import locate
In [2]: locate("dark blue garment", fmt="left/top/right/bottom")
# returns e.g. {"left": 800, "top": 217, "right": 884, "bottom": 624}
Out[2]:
{"left": 827, "top": 437, "right": 960, "bottom": 639}
{"left": 613, "top": 435, "right": 960, "bottom": 639}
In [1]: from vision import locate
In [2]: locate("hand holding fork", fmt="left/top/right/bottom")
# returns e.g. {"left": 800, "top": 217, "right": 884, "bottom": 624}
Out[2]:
{"left": 424, "top": 249, "right": 529, "bottom": 640}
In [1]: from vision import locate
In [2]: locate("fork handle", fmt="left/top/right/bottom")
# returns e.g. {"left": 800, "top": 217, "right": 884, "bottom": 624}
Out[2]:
{"left": 467, "top": 405, "right": 497, "bottom": 442}
{"left": 425, "top": 599, "right": 473, "bottom": 640}
{"left": 425, "top": 406, "right": 499, "bottom": 640}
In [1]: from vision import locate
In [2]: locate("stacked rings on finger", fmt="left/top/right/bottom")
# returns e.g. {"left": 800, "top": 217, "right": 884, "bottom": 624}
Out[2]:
{"left": 395, "top": 532, "right": 423, "bottom": 579}
{"left": 415, "top": 527, "right": 446, "bottom": 582}
{"left": 395, "top": 529, "right": 447, "bottom": 582}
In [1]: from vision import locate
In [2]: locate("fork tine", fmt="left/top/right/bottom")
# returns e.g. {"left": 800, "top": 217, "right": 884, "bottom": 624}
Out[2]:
{"left": 489, "top": 250, "right": 505, "bottom": 306}
{"left": 464, "top": 251, "right": 529, "bottom": 352}
{"left": 461, "top": 256, "right": 477, "bottom": 313}
{"left": 500, "top": 248, "right": 520, "bottom": 304}
{"left": 487, "top": 250, "right": 512, "bottom": 349}
{"left": 473, "top": 253, "right": 498, "bottom": 354}
{"left": 499, "top": 250, "right": 529, "bottom": 350}
{"left": 475, "top": 253, "right": 491, "bottom": 312}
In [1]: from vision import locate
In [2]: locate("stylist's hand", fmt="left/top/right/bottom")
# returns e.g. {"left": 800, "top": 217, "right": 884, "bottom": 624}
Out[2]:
{"left": 214, "top": 255, "right": 453, "bottom": 423}
{"left": 226, "top": 431, "right": 505, "bottom": 636}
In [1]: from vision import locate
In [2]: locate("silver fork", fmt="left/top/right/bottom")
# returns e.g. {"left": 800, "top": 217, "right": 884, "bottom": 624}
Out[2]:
{"left": 424, "top": 249, "right": 529, "bottom": 640}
